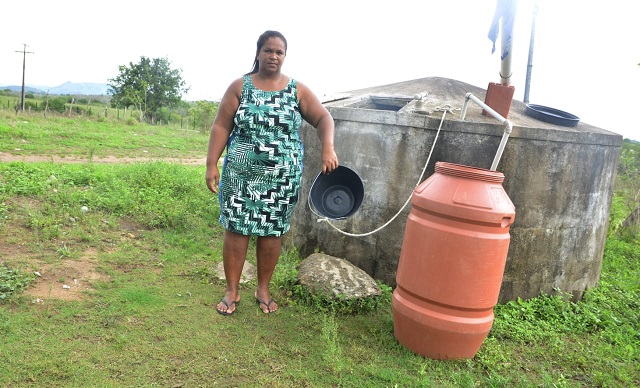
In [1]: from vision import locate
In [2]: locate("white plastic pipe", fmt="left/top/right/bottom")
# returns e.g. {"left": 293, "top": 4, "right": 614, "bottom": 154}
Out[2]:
{"left": 460, "top": 92, "right": 513, "bottom": 171}
{"left": 499, "top": 0, "right": 518, "bottom": 86}
{"left": 500, "top": 31, "right": 514, "bottom": 86}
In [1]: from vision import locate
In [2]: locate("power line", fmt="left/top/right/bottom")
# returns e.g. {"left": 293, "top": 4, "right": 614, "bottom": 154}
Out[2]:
{"left": 15, "top": 43, "right": 34, "bottom": 111}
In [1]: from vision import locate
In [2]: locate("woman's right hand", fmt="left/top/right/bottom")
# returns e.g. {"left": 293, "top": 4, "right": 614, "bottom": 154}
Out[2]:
{"left": 204, "top": 78, "right": 242, "bottom": 195}
{"left": 206, "top": 168, "right": 220, "bottom": 194}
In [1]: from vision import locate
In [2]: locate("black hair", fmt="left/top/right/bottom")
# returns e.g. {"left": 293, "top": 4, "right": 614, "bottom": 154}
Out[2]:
{"left": 248, "top": 30, "right": 288, "bottom": 74}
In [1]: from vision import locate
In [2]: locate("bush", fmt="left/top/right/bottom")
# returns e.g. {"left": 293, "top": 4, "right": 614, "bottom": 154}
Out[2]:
{"left": 46, "top": 96, "right": 68, "bottom": 113}
{"left": 24, "top": 101, "right": 39, "bottom": 111}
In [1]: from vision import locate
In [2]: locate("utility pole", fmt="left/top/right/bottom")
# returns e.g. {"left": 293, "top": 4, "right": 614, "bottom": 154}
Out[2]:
{"left": 15, "top": 44, "right": 34, "bottom": 111}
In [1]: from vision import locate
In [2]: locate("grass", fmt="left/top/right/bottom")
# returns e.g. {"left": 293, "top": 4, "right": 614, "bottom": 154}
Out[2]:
{"left": 0, "top": 113, "right": 639, "bottom": 386}
{"left": 0, "top": 107, "right": 206, "bottom": 160}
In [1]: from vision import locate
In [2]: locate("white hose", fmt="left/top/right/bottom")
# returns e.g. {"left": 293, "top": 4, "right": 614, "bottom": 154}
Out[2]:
{"left": 311, "top": 105, "right": 459, "bottom": 237}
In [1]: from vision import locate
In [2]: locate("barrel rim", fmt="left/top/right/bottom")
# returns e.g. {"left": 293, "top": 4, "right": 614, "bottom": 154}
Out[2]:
{"left": 435, "top": 162, "right": 504, "bottom": 183}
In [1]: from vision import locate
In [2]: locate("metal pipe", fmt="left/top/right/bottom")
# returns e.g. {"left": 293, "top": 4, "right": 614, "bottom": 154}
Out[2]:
{"left": 461, "top": 92, "right": 513, "bottom": 171}
{"left": 524, "top": 1, "right": 539, "bottom": 103}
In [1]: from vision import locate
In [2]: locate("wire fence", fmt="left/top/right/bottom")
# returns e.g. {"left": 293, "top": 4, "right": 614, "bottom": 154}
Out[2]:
{"left": 0, "top": 96, "right": 214, "bottom": 132}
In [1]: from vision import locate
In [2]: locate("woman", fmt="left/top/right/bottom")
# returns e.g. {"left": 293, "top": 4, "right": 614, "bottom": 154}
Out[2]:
{"left": 205, "top": 30, "right": 338, "bottom": 315}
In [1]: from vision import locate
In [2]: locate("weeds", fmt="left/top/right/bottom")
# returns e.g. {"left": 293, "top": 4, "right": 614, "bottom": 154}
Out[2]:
{"left": 0, "top": 264, "right": 34, "bottom": 300}
{"left": 321, "top": 313, "right": 347, "bottom": 373}
{"left": 290, "top": 281, "right": 392, "bottom": 315}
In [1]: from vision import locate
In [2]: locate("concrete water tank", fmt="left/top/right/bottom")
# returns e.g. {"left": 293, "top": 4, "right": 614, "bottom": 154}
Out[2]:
{"left": 290, "top": 77, "right": 622, "bottom": 302}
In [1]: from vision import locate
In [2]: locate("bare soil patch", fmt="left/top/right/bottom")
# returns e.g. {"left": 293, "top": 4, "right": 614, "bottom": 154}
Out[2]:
{"left": 0, "top": 155, "right": 190, "bottom": 303}
{"left": 26, "top": 248, "right": 110, "bottom": 302}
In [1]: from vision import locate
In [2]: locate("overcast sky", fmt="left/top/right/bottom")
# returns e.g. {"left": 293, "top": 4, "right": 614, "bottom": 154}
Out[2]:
{"left": 1, "top": 0, "right": 638, "bottom": 139}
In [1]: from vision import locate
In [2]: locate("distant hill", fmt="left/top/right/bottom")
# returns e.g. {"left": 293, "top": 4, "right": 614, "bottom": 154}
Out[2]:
{"left": 1, "top": 85, "right": 43, "bottom": 94}
{"left": 0, "top": 81, "right": 110, "bottom": 96}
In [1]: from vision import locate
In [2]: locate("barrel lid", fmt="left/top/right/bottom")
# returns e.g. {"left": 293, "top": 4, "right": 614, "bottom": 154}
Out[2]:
{"left": 525, "top": 104, "right": 580, "bottom": 127}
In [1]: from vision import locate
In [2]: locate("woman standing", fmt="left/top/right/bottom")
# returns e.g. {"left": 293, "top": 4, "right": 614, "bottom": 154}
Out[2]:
{"left": 205, "top": 30, "right": 338, "bottom": 315}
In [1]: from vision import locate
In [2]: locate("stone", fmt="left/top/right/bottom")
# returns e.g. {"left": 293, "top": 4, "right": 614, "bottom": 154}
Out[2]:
{"left": 297, "top": 253, "right": 381, "bottom": 299}
{"left": 215, "top": 261, "right": 256, "bottom": 284}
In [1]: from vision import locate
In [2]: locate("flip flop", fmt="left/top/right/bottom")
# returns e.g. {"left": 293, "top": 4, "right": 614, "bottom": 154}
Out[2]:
{"left": 216, "top": 299, "right": 239, "bottom": 316}
{"left": 255, "top": 296, "right": 277, "bottom": 314}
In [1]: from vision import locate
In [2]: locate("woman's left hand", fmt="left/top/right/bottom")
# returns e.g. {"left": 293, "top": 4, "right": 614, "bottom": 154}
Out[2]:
{"left": 321, "top": 146, "right": 338, "bottom": 175}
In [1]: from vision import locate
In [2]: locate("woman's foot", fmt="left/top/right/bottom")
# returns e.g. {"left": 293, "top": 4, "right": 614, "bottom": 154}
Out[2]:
{"left": 216, "top": 291, "right": 240, "bottom": 316}
{"left": 216, "top": 299, "right": 239, "bottom": 316}
{"left": 255, "top": 291, "right": 277, "bottom": 314}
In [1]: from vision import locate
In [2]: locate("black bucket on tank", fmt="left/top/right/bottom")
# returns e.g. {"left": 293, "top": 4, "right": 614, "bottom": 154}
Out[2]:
{"left": 309, "top": 166, "right": 364, "bottom": 220}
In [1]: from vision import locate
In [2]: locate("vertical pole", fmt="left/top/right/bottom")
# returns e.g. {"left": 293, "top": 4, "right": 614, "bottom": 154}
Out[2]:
{"left": 20, "top": 47, "right": 26, "bottom": 111}
{"left": 524, "top": 2, "right": 538, "bottom": 103}
{"left": 499, "top": 25, "right": 514, "bottom": 86}
{"left": 15, "top": 44, "right": 34, "bottom": 111}
{"left": 498, "top": 0, "right": 518, "bottom": 86}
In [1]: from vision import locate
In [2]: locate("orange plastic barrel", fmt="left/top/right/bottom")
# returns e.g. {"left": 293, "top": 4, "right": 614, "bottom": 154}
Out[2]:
{"left": 392, "top": 161, "right": 515, "bottom": 359}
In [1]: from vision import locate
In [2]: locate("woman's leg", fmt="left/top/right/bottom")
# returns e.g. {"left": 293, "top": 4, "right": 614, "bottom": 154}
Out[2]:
{"left": 216, "top": 230, "right": 250, "bottom": 314}
{"left": 255, "top": 235, "right": 282, "bottom": 313}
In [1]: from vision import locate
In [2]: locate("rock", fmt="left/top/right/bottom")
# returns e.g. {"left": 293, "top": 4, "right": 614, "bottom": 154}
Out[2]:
{"left": 297, "top": 253, "right": 381, "bottom": 299}
{"left": 215, "top": 261, "right": 256, "bottom": 284}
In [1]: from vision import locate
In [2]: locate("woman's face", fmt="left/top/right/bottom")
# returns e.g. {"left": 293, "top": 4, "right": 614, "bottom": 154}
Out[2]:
{"left": 257, "top": 37, "right": 286, "bottom": 73}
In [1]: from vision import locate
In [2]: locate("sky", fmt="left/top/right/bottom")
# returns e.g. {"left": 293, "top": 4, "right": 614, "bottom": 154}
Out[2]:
{"left": 1, "top": 0, "right": 638, "bottom": 139}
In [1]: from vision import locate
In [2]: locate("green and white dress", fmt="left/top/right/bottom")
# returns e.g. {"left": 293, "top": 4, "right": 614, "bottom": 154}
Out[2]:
{"left": 219, "top": 74, "right": 304, "bottom": 236}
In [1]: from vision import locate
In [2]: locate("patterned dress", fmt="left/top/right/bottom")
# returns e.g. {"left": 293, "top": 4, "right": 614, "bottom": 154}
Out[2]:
{"left": 219, "top": 74, "right": 304, "bottom": 236}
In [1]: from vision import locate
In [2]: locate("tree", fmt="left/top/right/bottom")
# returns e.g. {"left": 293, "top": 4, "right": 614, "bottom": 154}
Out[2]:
{"left": 190, "top": 100, "right": 219, "bottom": 132}
{"left": 108, "top": 56, "right": 190, "bottom": 124}
{"left": 617, "top": 142, "right": 640, "bottom": 233}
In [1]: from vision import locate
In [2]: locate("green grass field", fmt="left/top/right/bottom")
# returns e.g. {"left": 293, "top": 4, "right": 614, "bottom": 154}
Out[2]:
{"left": 0, "top": 110, "right": 638, "bottom": 387}
{"left": 0, "top": 108, "right": 207, "bottom": 162}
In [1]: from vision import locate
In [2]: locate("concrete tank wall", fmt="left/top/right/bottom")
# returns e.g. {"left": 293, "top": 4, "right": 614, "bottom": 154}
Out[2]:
{"left": 290, "top": 77, "right": 622, "bottom": 302}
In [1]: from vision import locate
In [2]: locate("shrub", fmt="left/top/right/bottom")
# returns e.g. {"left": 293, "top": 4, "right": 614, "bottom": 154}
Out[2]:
{"left": 47, "top": 96, "right": 68, "bottom": 113}
{"left": 24, "top": 101, "right": 39, "bottom": 111}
